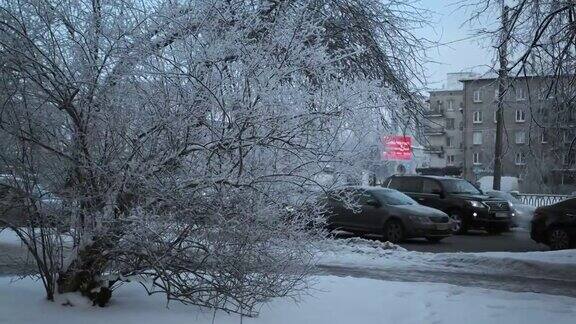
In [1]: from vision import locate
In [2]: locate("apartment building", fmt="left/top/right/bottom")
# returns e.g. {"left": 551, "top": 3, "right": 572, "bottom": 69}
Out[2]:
{"left": 422, "top": 73, "right": 476, "bottom": 174}
{"left": 461, "top": 75, "right": 576, "bottom": 193}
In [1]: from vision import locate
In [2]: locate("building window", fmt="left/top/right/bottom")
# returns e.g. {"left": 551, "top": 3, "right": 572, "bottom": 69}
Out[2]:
{"left": 473, "top": 131, "right": 483, "bottom": 145}
{"left": 447, "top": 99, "right": 454, "bottom": 111}
{"left": 515, "top": 152, "right": 526, "bottom": 165}
{"left": 541, "top": 131, "right": 548, "bottom": 144}
{"left": 515, "top": 131, "right": 526, "bottom": 144}
{"left": 446, "top": 118, "right": 455, "bottom": 130}
{"left": 447, "top": 155, "right": 455, "bottom": 165}
{"left": 473, "top": 90, "right": 482, "bottom": 103}
{"left": 473, "top": 152, "right": 481, "bottom": 165}
{"left": 515, "top": 110, "right": 526, "bottom": 122}
{"left": 473, "top": 111, "right": 483, "bottom": 123}
{"left": 446, "top": 137, "right": 453, "bottom": 148}
{"left": 516, "top": 87, "right": 527, "bottom": 101}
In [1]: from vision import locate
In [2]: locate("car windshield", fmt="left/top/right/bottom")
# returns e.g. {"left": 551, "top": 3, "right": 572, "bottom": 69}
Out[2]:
{"left": 371, "top": 189, "right": 417, "bottom": 206}
{"left": 487, "top": 191, "right": 521, "bottom": 204}
{"left": 441, "top": 179, "right": 482, "bottom": 195}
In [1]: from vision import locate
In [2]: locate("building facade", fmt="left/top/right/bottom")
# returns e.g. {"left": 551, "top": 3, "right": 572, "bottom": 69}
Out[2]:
{"left": 461, "top": 75, "right": 576, "bottom": 193}
{"left": 423, "top": 73, "right": 475, "bottom": 173}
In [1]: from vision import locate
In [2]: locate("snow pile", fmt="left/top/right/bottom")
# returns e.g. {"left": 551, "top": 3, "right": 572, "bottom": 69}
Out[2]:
{"left": 316, "top": 238, "right": 576, "bottom": 281}
{"left": 478, "top": 250, "right": 576, "bottom": 265}
{"left": 429, "top": 252, "right": 576, "bottom": 281}
{"left": 315, "top": 237, "right": 417, "bottom": 267}
{"left": 1, "top": 275, "right": 575, "bottom": 324}
{"left": 321, "top": 236, "right": 407, "bottom": 252}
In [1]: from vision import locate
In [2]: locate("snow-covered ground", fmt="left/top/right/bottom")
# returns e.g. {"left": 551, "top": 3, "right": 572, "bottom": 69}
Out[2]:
{"left": 316, "top": 237, "right": 576, "bottom": 282}
{"left": 2, "top": 230, "right": 576, "bottom": 323}
{"left": 1, "top": 275, "right": 575, "bottom": 324}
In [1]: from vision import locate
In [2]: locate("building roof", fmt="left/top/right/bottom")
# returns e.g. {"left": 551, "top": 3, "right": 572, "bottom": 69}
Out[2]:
{"left": 388, "top": 174, "right": 462, "bottom": 180}
{"left": 428, "top": 72, "right": 478, "bottom": 93}
{"left": 458, "top": 72, "right": 564, "bottom": 82}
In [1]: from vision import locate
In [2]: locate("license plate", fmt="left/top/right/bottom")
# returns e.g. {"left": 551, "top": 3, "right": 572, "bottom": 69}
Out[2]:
{"left": 436, "top": 223, "right": 451, "bottom": 230}
{"left": 495, "top": 212, "right": 508, "bottom": 218}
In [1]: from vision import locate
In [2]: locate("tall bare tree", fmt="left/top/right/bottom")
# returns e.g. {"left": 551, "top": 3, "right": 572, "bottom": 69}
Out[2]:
{"left": 464, "top": 0, "right": 576, "bottom": 191}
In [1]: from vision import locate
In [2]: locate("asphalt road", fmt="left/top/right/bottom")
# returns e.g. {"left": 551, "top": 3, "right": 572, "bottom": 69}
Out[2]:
{"left": 336, "top": 228, "right": 548, "bottom": 253}
{"left": 400, "top": 229, "right": 548, "bottom": 253}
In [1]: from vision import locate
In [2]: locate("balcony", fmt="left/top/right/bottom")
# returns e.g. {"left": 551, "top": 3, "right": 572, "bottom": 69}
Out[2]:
{"left": 424, "top": 108, "right": 444, "bottom": 118}
{"left": 424, "top": 145, "right": 444, "bottom": 155}
{"left": 424, "top": 145, "right": 444, "bottom": 154}
{"left": 423, "top": 126, "right": 446, "bottom": 135}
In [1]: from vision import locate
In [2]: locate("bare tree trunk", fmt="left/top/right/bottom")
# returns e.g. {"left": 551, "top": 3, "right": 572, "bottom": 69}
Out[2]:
{"left": 494, "top": 4, "right": 510, "bottom": 191}
{"left": 57, "top": 237, "right": 113, "bottom": 306}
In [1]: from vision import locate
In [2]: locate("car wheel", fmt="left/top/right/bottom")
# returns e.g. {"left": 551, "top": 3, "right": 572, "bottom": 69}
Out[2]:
{"left": 449, "top": 212, "right": 467, "bottom": 235}
{"left": 548, "top": 228, "right": 572, "bottom": 250}
{"left": 382, "top": 219, "right": 405, "bottom": 243}
{"left": 426, "top": 237, "right": 444, "bottom": 243}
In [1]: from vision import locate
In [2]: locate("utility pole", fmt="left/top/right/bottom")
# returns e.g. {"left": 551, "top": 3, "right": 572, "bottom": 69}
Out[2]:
{"left": 493, "top": 3, "right": 509, "bottom": 191}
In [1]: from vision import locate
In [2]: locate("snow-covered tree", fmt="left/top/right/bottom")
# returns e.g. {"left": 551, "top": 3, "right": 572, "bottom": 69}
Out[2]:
{"left": 0, "top": 0, "right": 423, "bottom": 314}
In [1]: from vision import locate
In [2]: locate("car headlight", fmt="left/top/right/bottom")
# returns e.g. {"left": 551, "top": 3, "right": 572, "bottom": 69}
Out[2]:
{"left": 408, "top": 215, "right": 432, "bottom": 224}
{"left": 467, "top": 200, "right": 486, "bottom": 208}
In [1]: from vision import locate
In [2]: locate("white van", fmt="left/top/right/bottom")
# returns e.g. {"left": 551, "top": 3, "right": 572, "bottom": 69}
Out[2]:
{"left": 477, "top": 176, "right": 519, "bottom": 193}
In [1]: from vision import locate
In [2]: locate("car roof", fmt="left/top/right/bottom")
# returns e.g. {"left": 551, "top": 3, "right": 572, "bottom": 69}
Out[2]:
{"left": 332, "top": 185, "right": 396, "bottom": 192}
{"left": 388, "top": 175, "right": 463, "bottom": 181}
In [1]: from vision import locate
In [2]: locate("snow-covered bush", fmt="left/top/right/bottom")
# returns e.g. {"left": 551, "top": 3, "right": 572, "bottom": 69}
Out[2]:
{"left": 0, "top": 0, "right": 423, "bottom": 315}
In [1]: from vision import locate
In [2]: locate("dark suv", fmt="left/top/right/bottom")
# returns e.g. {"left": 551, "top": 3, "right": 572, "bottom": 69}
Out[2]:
{"left": 531, "top": 197, "right": 576, "bottom": 250}
{"left": 383, "top": 175, "right": 512, "bottom": 234}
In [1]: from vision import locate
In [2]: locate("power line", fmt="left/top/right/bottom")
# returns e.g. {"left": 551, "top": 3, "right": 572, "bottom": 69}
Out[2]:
{"left": 424, "top": 34, "right": 487, "bottom": 50}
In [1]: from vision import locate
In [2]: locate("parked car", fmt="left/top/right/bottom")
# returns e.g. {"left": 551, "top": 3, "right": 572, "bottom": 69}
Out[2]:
{"left": 531, "top": 197, "right": 576, "bottom": 250}
{"left": 0, "top": 174, "right": 63, "bottom": 228}
{"left": 383, "top": 175, "right": 512, "bottom": 234}
{"left": 485, "top": 190, "right": 536, "bottom": 230}
{"left": 323, "top": 186, "right": 452, "bottom": 243}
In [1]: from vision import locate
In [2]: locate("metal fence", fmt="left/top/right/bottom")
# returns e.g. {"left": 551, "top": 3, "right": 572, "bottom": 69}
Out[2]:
{"left": 518, "top": 194, "right": 569, "bottom": 207}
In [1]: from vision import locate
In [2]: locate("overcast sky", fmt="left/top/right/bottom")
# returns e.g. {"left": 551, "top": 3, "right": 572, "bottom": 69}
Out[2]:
{"left": 416, "top": 0, "right": 500, "bottom": 90}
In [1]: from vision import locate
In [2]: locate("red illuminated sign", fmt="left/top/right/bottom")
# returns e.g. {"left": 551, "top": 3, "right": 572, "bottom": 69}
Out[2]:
{"left": 382, "top": 136, "right": 412, "bottom": 161}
